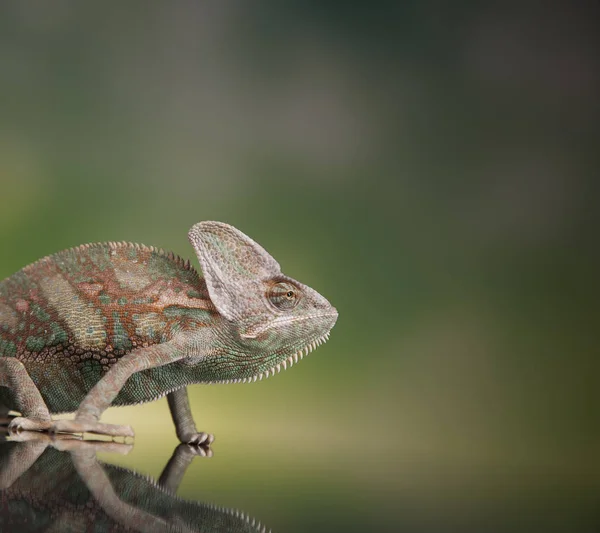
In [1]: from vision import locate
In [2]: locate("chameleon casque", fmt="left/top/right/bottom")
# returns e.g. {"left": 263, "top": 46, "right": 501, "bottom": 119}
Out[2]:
{"left": 0, "top": 222, "right": 338, "bottom": 442}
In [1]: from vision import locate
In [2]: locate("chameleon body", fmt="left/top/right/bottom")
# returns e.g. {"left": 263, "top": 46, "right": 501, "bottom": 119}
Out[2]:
{"left": 0, "top": 222, "right": 337, "bottom": 441}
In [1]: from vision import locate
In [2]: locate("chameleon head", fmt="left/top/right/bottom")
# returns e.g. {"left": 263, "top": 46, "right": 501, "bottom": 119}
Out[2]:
{"left": 189, "top": 221, "right": 338, "bottom": 381}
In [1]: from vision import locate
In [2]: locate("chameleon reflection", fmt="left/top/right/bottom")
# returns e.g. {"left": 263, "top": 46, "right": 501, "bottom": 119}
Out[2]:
{"left": 0, "top": 432, "right": 271, "bottom": 533}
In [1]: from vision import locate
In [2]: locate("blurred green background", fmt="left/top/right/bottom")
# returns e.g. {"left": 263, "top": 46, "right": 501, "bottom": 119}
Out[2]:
{"left": 1, "top": 2, "right": 598, "bottom": 531}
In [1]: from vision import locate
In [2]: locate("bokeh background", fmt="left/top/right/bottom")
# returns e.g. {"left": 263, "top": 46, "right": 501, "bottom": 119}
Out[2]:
{"left": 1, "top": 2, "right": 598, "bottom": 531}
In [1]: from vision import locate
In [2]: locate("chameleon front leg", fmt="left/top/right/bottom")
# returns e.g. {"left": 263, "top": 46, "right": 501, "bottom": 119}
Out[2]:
{"left": 167, "top": 387, "right": 214, "bottom": 446}
{"left": 51, "top": 336, "right": 189, "bottom": 438}
{"left": 0, "top": 358, "right": 52, "bottom": 433}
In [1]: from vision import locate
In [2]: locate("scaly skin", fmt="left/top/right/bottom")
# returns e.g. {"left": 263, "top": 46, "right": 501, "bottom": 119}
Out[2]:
{"left": 0, "top": 222, "right": 338, "bottom": 440}
{"left": 0, "top": 437, "right": 272, "bottom": 533}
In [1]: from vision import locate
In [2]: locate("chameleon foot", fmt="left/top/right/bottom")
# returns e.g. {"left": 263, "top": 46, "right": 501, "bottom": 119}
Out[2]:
{"left": 52, "top": 437, "right": 133, "bottom": 455}
{"left": 182, "top": 431, "right": 214, "bottom": 446}
{"left": 7, "top": 416, "right": 53, "bottom": 433}
{"left": 6, "top": 430, "right": 82, "bottom": 443}
{"left": 50, "top": 418, "right": 135, "bottom": 438}
{"left": 185, "top": 442, "right": 213, "bottom": 457}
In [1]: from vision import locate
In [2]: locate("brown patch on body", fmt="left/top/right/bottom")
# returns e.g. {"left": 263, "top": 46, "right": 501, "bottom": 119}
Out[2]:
{"left": 0, "top": 302, "right": 18, "bottom": 327}
{"left": 113, "top": 258, "right": 153, "bottom": 291}
{"left": 150, "top": 285, "right": 214, "bottom": 312}
{"left": 15, "top": 299, "right": 29, "bottom": 313}
{"left": 78, "top": 283, "right": 104, "bottom": 297}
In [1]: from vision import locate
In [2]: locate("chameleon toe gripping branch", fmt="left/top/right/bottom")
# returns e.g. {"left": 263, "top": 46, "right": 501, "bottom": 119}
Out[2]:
{"left": 0, "top": 222, "right": 338, "bottom": 441}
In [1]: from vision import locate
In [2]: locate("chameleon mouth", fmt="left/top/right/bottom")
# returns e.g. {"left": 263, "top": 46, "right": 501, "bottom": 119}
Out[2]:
{"left": 218, "top": 331, "right": 331, "bottom": 385}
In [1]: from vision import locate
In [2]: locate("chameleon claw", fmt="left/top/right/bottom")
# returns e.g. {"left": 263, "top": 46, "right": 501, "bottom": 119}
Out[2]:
{"left": 184, "top": 432, "right": 214, "bottom": 446}
{"left": 7, "top": 416, "right": 53, "bottom": 434}
{"left": 187, "top": 444, "right": 213, "bottom": 457}
{"left": 12, "top": 432, "right": 83, "bottom": 444}
{"left": 5, "top": 428, "right": 79, "bottom": 443}
{"left": 173, "top": 441, "right": 213, "bottom": 459}
{"left": 52, "top": 438, "right": 133, "bottom": 455}
{"left": 50, "top": 418, "right": 135, "bottom": 438}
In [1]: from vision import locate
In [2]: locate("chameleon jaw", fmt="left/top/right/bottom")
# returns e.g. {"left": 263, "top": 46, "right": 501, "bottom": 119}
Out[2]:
{"left": 216, "top": 331, "right": 331, "bottom": 385}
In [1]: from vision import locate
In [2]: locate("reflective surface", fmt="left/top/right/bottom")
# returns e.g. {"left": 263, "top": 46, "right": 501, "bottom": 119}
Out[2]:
{"left": 0, "top": 425, "right": 596, "bottom": 533}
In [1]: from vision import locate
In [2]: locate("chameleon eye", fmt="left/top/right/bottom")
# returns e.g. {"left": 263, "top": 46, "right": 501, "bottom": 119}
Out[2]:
{"left": 268, "top": 282, "right": 300, "bottom": 311}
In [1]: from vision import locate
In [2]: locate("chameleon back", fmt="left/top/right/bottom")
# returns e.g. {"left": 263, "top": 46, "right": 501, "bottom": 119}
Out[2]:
{"left": 0, "top": 243, "right": 217, "bottom": 413}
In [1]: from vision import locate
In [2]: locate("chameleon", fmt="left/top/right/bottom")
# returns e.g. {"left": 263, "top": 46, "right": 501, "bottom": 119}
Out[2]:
{"left": 0, "top": 436, "right": 273, "bottom": 532}
{"left": 0, "top": 221, "right": 338, "bottom": 442}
